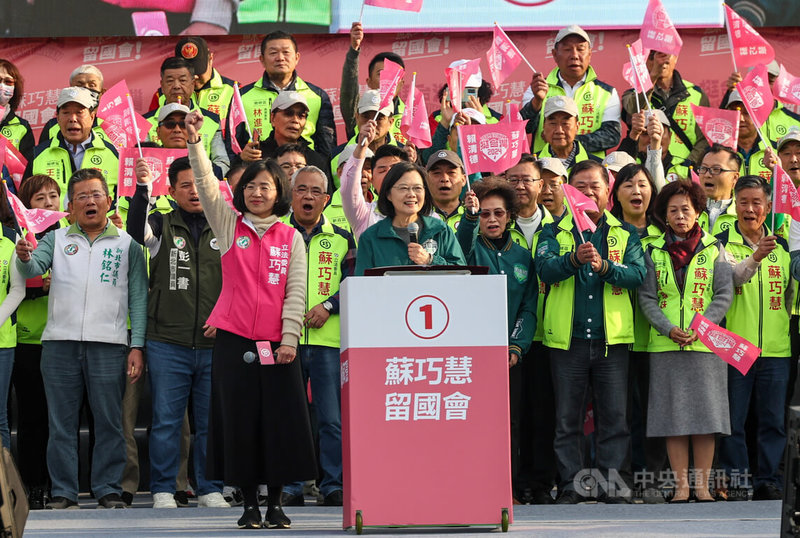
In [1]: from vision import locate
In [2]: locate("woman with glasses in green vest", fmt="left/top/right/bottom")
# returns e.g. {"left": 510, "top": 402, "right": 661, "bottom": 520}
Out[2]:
{"left": 638, "top": 179, "right": 733, "bottom": 503}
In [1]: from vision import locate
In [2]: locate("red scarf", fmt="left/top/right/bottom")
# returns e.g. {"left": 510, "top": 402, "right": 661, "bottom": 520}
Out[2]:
{"left": 665, "top": 222, "right": 702, "bottom": 273}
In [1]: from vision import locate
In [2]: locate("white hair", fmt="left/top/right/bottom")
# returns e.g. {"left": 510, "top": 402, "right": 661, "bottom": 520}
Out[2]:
{"left": 69, "top": 65, "right": 104, "bottom": 87}
{"left": 291, "top": 165, "right": 328, "bottom": 192}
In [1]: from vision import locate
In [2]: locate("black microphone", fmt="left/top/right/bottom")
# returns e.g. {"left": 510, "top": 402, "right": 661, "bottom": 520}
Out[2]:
{"left": 408, "top": 221, "right": 419, "bottom": 244}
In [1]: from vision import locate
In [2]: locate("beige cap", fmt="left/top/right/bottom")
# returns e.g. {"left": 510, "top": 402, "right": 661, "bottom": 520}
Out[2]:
{"left": 543, "top": 95, "right": 578, "bottom": 118}
{"left": 724, "top": 90, "right": 743, "bottom": 108}
{"left": 157, "top": 102, "right": 190, "bottom": 123}
{"left": 57, "top": 86, "right": 96, "bottom": 109}
{"left": 554, "top": 25, "right": 591, "bottom": 47}
{"left": 778, "top": 127, "right": 800, "bottom": 151}
{"left": 767, "top": 60, "right": 780, "bottom": 78}
{"left": 337, "top": 143, "right": 373, "bottom": 166}
{"left": 538, "top": 157, "right": 568, "bottom": 178}
{"left": 271, "top": 91, "right": 309, "bottom": 112}
{"left": 426, "top": 150, "right": 464, "bottom": 171}
{"left": 357, "top": 89, "right": 393, "bottom": 116}
{"left": 603, "top": 151, "right": 637, "bottom": 173}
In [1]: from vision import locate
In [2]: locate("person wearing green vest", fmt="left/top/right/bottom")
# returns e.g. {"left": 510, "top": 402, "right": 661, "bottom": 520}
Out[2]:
{"left": 537, "top": 95, "right": 601, "bottom": 173}
{"left": 327, "top": 143, "right": 373, "bottom": 235}
{"left": 535, "top": 159, "right": 646, "bottom": 504}
{"left": 279, "top": 165, "right": 355, "bottom": 508}
{"left": 425, "top": 150, "right": 466, "bottom": 233}
{"left": 25, "top": 86, "right": 120, "bottom": 211}
{"left": 638, "top": 179, "right": 733, "bottom": 503}
{"left": 521, "top": 25, "right": 621, "bottom": 157}
{"left": 696, "top": 144, "right": 742, "bottom": 235}
{"left": 716, "top": 175, "right": 791, "bottom": 502}
{"left": 239, "top": 31, "right": 335, "bottom": 158}
{"left": 38, "top": 64, "right": 108, "bottom": 147}
{"left": 126, "top": 155, "right": 229, "bottom": 509}
{"left": 725, "top": 91, "right": 773, "bottom": 181}
{"left": 539, "top": 157, "right": 569, "bottom": 222}
{"left": 622, "top": 51, "right": 710, "bottom": 164}
{"left": 0, "top": 59, "right": 35, "bottom": 161}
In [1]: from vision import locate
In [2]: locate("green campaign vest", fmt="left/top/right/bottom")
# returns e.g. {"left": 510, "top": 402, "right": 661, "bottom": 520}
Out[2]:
{"left": 661, "top": 82, "right": 704, "bottom": 161}
{"left": 330, "top": 133, "right": 398, "bottom": 189}
{"left": 698, "top": 201, "right": 738, "bottom": 236}
{"left": 241, "top": 75, "right": 322, "bottom": 150}
{"left": 390, "top": 98, "right": 406, "bottom": 145}
{"left": 537, "top": 141, "right": 592, "bottom": 173}
{"left": 633, "top": 224, "right": 662, "bottom": 352}
{"left": 736, "top": 139, "right": 772, "bottom": 181}
{"left": 322, "top": 189, "right": 351, "bottom": 235}
{"left": 765, "top": 104, "right": 800, "bottom": 143}
{"left": 437, "top": 205, "right": 464, "bottom": 234}
{"left": 0, "top": 229, "right": 16, "bottom": 348}
{"left": 146, "top": 102, "right": 220, "bottom": 157}
{"left": 720, "top": 225, "right": 791, "bottom": 357}
{"left": 156, "top": 69, "right": 234, "bottom": 126}
{"left": 0, "top": 116, "right": 30, "bottom": 151}
{"left": 520, "top": 208, "right": 555, "bottom": 342}
{"left": 534, "top": 67, "right": 613, "bottom": 158}
{"left": 646, "top": 232, "right": 718, "bottom": 353}
{"left": 542, "top": 212, "right": 635, "bottom": 350}
{"left": 237, "top": 0, "right": 331, "bottom": 24}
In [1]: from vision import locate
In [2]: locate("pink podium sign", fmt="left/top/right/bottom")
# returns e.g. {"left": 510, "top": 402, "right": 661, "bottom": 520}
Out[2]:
{"left": 340, "top": 274, "right": 512, "bottom": 531}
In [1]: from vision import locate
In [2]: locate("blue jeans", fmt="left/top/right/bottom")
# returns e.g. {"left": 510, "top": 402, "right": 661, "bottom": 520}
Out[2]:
{"left": 550, "top": 339, "right": 631, "bottom": 493}
{"left": 41, "top": 340, "right": 127, "bottom": 501}
{"left": 718, "top": 357, "right": 790, "bottom": 489}
{"left": 284, "top": 345, "right": 342, "bottom": 497}
{"left": 0, "top": 348, "right": 14, "bottom": 448}
{"left": 146, "top": 339, "right": 221, "bottom": 496}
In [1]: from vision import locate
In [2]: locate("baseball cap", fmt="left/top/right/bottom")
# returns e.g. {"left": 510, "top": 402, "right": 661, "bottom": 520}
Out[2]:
{"left": 603, "top": 151, "right": 637, "bottom": 173}
{"left": 462, "top": 108, "right": 486, "bottom": 125}
{"left": 539, "top": 157, "right": 568, "bottom": 178}
{"left": 648, "top": 108, "right": 671, "bottom": 128}
{"left": 57, "top": 86, "right": 96, "bottom": 109}
{"left": 426, "top": 150, "right": 464, "bottom": 171}
{"left": 448, "top": 59, "right": 483, "bottom": 88}
{"left": 724, "top": 90, "right": 744, "bottom": 108}
{"left": 337, "top": 144, "right": 373, "bottom": 167}
{"left": 357, "top": 90, "right": 393, "bottom": 116}
{"left": 554, "top": 25, "right": 592, "bottom": 47}
{"left": 271, "top": 91, "right": 309, "bottom": 112}
{"left": 767, "top": 60, "right": 780, "bottom": 78}
{"left": 175, "top": 37, "right": 210, "bottom": 75}
{"left": 778, "top": 127, "right": 800, "bottom": 151}
{"left": 158, "top": 102, "right": 191, "bottom": 123}
{"left": 543, "top": 96, "right": 578, "bottom": 118}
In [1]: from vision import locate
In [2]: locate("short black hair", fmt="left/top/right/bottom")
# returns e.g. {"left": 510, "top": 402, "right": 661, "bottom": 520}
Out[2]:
{"left": 473, "top": 176, "right": 520, "bottom": 224}
{"left": 569, "top": 160, "right": 608, "bottom": 184}
{"left": 609, "top": 163, "right": 657, "bottom": 221}
{"left": 275, "top": 143, "right": 306, "bottom": 160}
{"left": 233, "top": 159, "right": 291, "bottom": 217}
{"left": 67, "top": 168, "right": 108, "bottom": 202}
{"left": 167, "top": 157, "right": 192, "bottom": 187}
{"left": 371, "top": 145, "right": 408, "bottom": 171}
{"left": 734, "top": 174, "right": 772, "bottom": 197}
{"left": 368, "top": 52, "right": 405, "bottom": 77}
{"left": 701, "top": 143, "right": 742, "bottom": 171}
{"left": 160, "top": 56, "right": 195, "bottom": 76}
{"left": 507, "top": 153, "right": 541, "bottom": 174}
{"left": 260, "top": 31, "right": 298, "bottom": 56}
{"left": 377, "top": 162, "right": 432, "bottom": 219}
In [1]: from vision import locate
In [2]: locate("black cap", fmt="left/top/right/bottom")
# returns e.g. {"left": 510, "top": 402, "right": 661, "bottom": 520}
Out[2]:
{"left": 175, "top": 37, "right": 210, "bottom": 75}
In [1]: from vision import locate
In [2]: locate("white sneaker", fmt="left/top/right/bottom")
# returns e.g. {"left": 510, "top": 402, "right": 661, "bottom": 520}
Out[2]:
{"left": 197, "top": 492, "right": 231, "bottom": 508}
{"left": 152, "top": 492, "right": 178, "bottom": 509}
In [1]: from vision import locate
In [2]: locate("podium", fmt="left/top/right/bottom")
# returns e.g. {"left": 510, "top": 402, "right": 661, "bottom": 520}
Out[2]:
{"left": 340, "top": 269, "right": 512, "bottom": 533}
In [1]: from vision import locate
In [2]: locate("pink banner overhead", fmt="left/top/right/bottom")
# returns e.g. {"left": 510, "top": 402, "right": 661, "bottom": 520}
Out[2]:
{"left": 364, "top": 0, "right": 424, "bottom": 12}
{"left": 689, "top": 312, "right": 760, "bottom": 376}
{"left": 456, "top": 121, "right": 527, "bottom": 176}
{"left": 691, "top": 103, "right": 740, "bottom": 150}
{"left": 640, "top": 0, "right": 683, "bottom": 56}
{"left": 724, "top": 4, "right": 775, "bottom": 70}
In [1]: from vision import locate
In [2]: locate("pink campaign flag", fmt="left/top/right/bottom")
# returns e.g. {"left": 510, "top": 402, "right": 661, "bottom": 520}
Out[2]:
{"left": 400, "top": 74, "right": 432, "bottom": 148}
{"left": 228, "top": 82, "right": 251, "bottom": 154}
{"left": 772, "top": 163, "right": 800, "bottom": 221}
{"left": 5, "top": 183, "right": 66, "bottom": 248}
{"left": 445, "top": 58, "right": 481, "bottom": 114}
{"left": 690, "top": 104, "right": 740, "bottom": 150}
{"left": 0, "top": 135, "right": 28, "bottom": 191}
{"left": 98, "top": 80, "right": 151, "bottom": 149}
{"left": 562, "top": 183, "right": 598, "bottom": 233}
{"left": 378, "top": 58, "right": 404, "bottom": 113}
{"left": 486, "top": 26, "right": 523, "bottom": 89}
{"left": 219, "top": 179, "right": 239, "bottom": 214}
{"left": 690, "top": 167, "right": 701, "bottom": 184}
{"left": 622, "top": 39, "right": 653, "bottom": 93}
{"left": 724, "top": 5, "right": 774, "bottom": 70}
{"left": 774, "top": 64, "right": 800, "bottom": 108}
{"left": 364, "top": 0, "right": 423, "bottom": 12}
{"left": 689, "top": 313, "right": 760, "bottom": 375}
{"left": 456, "top": 121, "right": 528, "bottom": 176}
{"left": 502, "top": 102, "right": 530, "bottom": 153}
{"left": 639, "top": 0, "right": 683, "bottom": 56}
{"left": 117, "top": 147, "right": 187, "bottom": 197}
{"left": 738, "top": 63, "right": 774, "bottom": 128}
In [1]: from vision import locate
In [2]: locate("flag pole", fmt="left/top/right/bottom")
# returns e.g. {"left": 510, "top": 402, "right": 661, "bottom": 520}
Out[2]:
{"left": 126, "top": 93, "right": 144, "bottom": 160}
{"left": 723, "top": 3, "right": 739, "bottom": 73}
{"left": 455, "top": 125, "right": 472, "bottom": 191}
{"left": 359, "top": 0, "right": 366, "bottom": 23}
{"left": 494, "top": 22, "right": 536, "bottom": 74}
{"left": 627, "top": 44, "right": 652, "bottom": 112}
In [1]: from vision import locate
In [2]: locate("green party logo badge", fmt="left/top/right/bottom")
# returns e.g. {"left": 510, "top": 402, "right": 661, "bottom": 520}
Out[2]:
{"left": 513, "top": 263, "right": 528, "bottom": 283}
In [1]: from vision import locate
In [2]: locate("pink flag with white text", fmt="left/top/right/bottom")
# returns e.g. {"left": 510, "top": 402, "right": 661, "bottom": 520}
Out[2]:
{"left": 378, "top": 59, "right": 404, "bottom": 112}
{"left": 364, "top": 0, "right": 423, "bottom": 12}
{"left": 445, "top": 58, "right": 481, "bottom": 114}
{"left": 117, "top": 147, "right": 187, "bottom": 197}
{"left": 486, "top": 26, "right": 523, "bottom": 89}
{"left": 640, "top": 0, "right": 683, "bottom": 56}
{"left": 772, "top": 163, "right": 800, "bottom": 221}
{"left": 5, "top": 183, "right": 67, "bottom": 247}
{"left": 690, "top": 313, "right": 760, "bottom": 375}
{"left": 0, "top": 136, "right": 28, "bottom": 191}
{"left": 738, "top": 63, "right": 774, "bottom": 128}
{"left": 562, "top": 183, "right": 598, "bottom": 233}
{"left": 98, "top": 80, "right": 151, "bottom": 148}
{"left": 774, "top": 64, "right": 800, "bottom": 108}
{"left": 228, "top": 82, "right": 250, "bottom": 154}
{"left": 690, "top": 104, "right": 740, "bottom": 150}
{"left": 724, "top": 5, "right": 774, "bottom": 69}
{"left": 400, "top": 76, "right": 432, "bottom": 148}
{"left": 456, "top": 121, "right": 528, "bottom": 176}
{"left": 622, "top": 39, "right": 653, "bottom": 93}
{"left": 502, "top": 102, "right": 529, "bottom": 153}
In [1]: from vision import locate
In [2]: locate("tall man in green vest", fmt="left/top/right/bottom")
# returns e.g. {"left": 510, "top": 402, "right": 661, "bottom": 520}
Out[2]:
{"left": 535, "top": 159, "right": 646, "bottom": 504}
{"left": 521, "top": 25, "right": 621, "bottom": 157}
{"left": 718, "top": 175, "right": 792, "bottom": 501}
{"left": 537, "top": 96, "right": 601, "bottom": 172}
{"left": 279, "top": 166, "right": 356, "bottom": 507}
{"left": 697, "top": 144, "right": 742, "bottom": 234}
{"left": 240, "top": 31, "right": 336, "bottom": 158}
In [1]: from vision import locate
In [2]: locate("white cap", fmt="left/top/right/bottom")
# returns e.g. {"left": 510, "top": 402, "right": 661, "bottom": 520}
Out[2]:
{"left": 462, "top": 108, "right": 486, "bottom": 125}
{"left": 337, "top": 143, "right": 373, "bottom": 166}
{"left": 358, "top": 89, "right": 393, "bottom": 116}
{"left": 539, "top": 157, "right": 568, "bottom": 178}
{"left": 778, "top": 127, "right": 800, "bottom": 151}
{"left": 57, "top": 86, "right": 96, "bottom": 109}
{"left": 271, "top": 91, "right": 309, "bottom": 112}
{"left": 554, "top": 25, "right": 592, "bottom": 47}
{"left": 767, "top": 60, "right": 780, "bottom": 78}
{"left": 448, "top": 59, "right": 483, "bottom": 88}
{"left": 603, "top": 151, "right": 637, "bottom": 173}
{"left": 157, "top": 102, "right": 190, "bottom": 123}
{"left": 543, "top": 96, "right": 578, "bottom": 118}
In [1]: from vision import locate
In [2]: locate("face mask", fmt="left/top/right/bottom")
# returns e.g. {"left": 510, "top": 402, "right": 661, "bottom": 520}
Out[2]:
{"left": 0, "top": 84, "right": 13, "bottom": 106}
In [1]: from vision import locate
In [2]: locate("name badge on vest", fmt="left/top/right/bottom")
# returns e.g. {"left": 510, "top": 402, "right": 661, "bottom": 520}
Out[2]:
{"left": 256, "top": 341, "right": 275, "bottom": 365}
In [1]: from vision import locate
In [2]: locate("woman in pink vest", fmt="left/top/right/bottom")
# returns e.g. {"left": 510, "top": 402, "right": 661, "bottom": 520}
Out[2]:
{"left": 185, "top": 111, "right": 315, "bottom": 529}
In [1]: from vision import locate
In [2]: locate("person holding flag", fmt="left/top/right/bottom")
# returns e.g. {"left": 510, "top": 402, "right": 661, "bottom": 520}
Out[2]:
{"left": 638, "top": 179, "right": 733, "bottom": 503}
{"left": 535, "top": 160, "right": 646, "bottom": 504}
{"left": 715, "top": 175, "right": 791, "bottom": 502}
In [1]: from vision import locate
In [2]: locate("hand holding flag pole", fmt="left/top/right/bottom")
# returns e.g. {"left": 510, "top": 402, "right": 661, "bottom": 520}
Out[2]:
{"left": 626, "top": 44, "right": 652, "bottom": 113}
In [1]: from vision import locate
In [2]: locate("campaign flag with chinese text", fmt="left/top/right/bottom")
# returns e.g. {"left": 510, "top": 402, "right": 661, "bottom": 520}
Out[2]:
{"left": 691, "top": 104, "right": 740, "bottom": 150}
{"left": 772, "top": 163, "right": 800, "bottom": 221}
{"left": 689, "top": 313, "right": 760, "bottom": 375}
{"left": 98, "top": 80, "right": 152, "bottom": 148}
{"left": 622, "top": 39, "right": 653, "bottom": 93}
{"left": 5, "top": 183, "right": 67, "bottom": 249}
{"left": 456, "top": 121, "right": 527, "bottom": 176}
{"left": 738, "top": 63, "right": 774, "bottom": 128}
{"left": 640, "top": 0, "right": 683, "bottom": 56}
{"left": 562, "top": 183, "right": 598, "bottom": 233}
{"left": 486, "top": 26, "right": 523, "bottom": 89}
{"left": 0, "top": 136, "right": 27, "bottom": 191}
{"left": 774, "top": 64, "right": 800, "bottom": 108}
{"left": 445, "top": 58, "right": 481, "bottom": 114}
{"left": 117, "top": 147, "right": 187, "bottom": 197}
{"left": 502, "top": 101, "right": 529, "bottom": 153}
{"left": 228, "top": 82, "right": 251, "bottom": 154}
{"left": 400, "top": 75, "right": 432, "bottom": 148}
{"left": 378, "top": 59, "right": 404, "bottom": 112}
{"left": 724, "top": 4, "right": 774, "bottom": 69}
{"left": 364, "top": 0, "right": 423, "bottom": 12}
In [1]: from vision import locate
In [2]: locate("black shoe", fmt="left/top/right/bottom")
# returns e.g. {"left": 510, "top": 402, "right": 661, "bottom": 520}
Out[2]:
{"left": 174, "top": 490, "right": 190, "bottom": 507}
{"left": 322, "top": 490, "right": 343, "bottom": 506}
{"left": 597, "top": 493, "right": 631, "bottom": 504}
{"left": 28, "top": 487, "right": 47, "bottom": 510}
{"left": 555, "top": 490, "right": 583, "bottom": 504}
{"left": 238, "top": 506, "right": 262, "bottom": 529}
{"left": 120, "top": 491, "right": 133, "bottom": 506}
{"left": 530, "top": 489, "right": 555, "bottom": 505}
{"left": 753, "top": 483, "right": 782, "bottom": 501}
{"left": 280, "top": 491, "right": 304, "bottom": 506}
{"left": 266, "top": 505, "right": 291, "bottom": 528}
{"left": 97, "top": 493, "right": 126, "bottom": 509}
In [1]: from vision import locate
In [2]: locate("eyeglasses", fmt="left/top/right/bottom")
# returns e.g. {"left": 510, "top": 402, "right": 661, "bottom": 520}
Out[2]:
{"left": 480, "top": 208, "right": 507, "bottom": 219}
{"left": 280, "top": 162, "right": 305, "bottom": 171}
{"left": 696, "top": 165, "right": 736, "bottom": 176}
{"left": 245, "top": 183, "right": 276, "bottom": 193}
{"left": 159, "top": 119, "right": 186, "bottom": 130}
{"left": 507, "top": 176, "right": 542, "bottom": 185}
{"left": 293, "top": 185, "right": 325, "bottom": 197}
{"left": 392, "top": 185, "right": 425, "bottom": 194}
{"left": 73, "top": 192, "right": 106, "bottom": 203}
{"left": 0, "top": 77, "right": 14, "bottom": 86}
